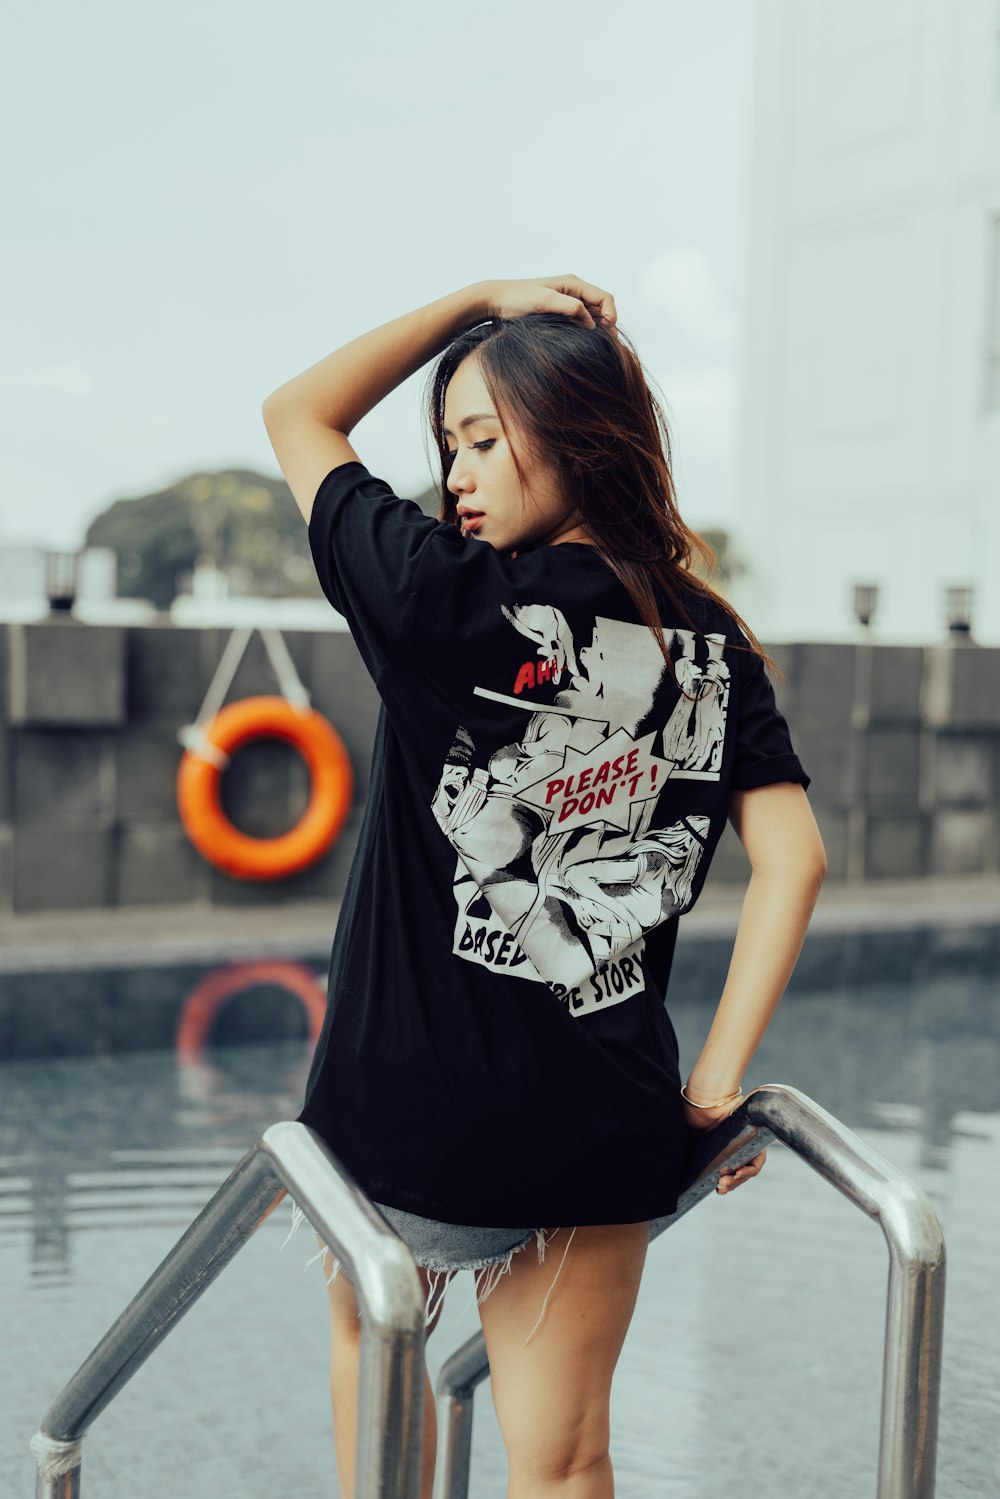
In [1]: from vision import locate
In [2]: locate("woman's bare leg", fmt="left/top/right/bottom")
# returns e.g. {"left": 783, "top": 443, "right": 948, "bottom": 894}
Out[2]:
{"left": 476, "top": 1221, "right": 650, "bottom": 1499}
{"left": 320, "top": 1236, "right": 448, "bottom": 1499}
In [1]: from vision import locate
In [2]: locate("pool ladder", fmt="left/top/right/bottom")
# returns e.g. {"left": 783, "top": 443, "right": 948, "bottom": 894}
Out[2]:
{"left": 27, "top": 1083, "right": 946, "bottom": 1498}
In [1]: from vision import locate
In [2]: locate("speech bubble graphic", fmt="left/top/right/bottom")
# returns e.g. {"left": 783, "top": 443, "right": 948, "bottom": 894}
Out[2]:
{"left": 516, "top": 726, "right": 671, "bottom": 832}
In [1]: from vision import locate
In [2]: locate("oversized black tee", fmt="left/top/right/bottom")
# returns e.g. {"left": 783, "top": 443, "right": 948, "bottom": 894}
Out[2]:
{"left": 296, "top": 461, "right": 811, "bottom": 1227}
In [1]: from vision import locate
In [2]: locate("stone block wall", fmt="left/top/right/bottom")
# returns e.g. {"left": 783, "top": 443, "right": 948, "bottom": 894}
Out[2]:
{"left": 0, "top": 620, "right": 997, "bottom": 913}
{"left": 706, "top": 638, "right": 1000, "bottom": 885}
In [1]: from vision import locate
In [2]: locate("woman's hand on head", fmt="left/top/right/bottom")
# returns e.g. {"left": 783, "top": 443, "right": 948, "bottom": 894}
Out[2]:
{"left": 681, "top": 1091, "right": 768, "bottom": 1195}
{"left": 485, "top": 274, "right": 617, "bottom": 330}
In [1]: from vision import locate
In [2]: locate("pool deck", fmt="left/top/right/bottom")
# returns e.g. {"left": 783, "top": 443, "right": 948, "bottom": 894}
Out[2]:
{"left": 0, "top": 871, "right": 997, "bottom": 970}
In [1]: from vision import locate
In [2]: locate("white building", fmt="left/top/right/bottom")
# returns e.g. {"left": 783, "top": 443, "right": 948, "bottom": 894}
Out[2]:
{"left": 729, "top": 0, "right": 1000, "bottom": 646}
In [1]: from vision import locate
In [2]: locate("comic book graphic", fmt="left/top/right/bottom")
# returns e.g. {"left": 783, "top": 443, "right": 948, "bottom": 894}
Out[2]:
{"left": 430, "top": 606, "right": 730, "bottom": 1018}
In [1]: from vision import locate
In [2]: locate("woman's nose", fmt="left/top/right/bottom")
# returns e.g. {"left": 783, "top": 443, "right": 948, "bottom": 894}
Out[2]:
{"left": 447, "top": 459, "right": 474, "bottom": 496}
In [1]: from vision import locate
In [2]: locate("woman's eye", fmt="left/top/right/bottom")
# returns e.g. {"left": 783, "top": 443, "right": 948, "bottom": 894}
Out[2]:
{"left": 444, "top": 439, "right": 495, "bottom": 463}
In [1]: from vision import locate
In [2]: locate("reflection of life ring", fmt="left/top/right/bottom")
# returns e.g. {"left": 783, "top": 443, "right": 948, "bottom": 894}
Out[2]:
{"left": 176, "top": 695, "right": 353, "bottom": 880}
{"left": 176, "top": 959, "right": 328, "bottom": 1064}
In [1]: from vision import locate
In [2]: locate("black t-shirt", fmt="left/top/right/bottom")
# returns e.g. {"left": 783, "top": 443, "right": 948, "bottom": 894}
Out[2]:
{"left": 296, "top": 461, "right": 811, "bottom": 1227}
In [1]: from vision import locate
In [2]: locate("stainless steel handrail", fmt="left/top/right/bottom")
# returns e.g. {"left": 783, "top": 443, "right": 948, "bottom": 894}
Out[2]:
{"left": 28, "top": 1087, "right": 946, "bottom": 1499}
{"left": 432, "top": 1084, "right": 946, "bottom": 1499}
{"left": 28, "top": 1122, "right": 429, "bottom": 1499}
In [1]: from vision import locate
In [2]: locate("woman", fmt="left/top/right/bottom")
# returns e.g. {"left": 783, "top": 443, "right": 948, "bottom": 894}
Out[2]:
{"left": 264, "top": 275, "right": 827, "bottom": 1499}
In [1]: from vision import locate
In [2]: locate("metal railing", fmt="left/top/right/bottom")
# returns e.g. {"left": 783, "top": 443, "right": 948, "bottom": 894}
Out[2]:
{"left": 432, "top": 1084, "right": 946, "bottom": 1499}
{"left": 28, "top": 1122, "right": 431, "bottom": 1499}
{"left": 28, "top": 1084, "right": 946, "bottom": 1499}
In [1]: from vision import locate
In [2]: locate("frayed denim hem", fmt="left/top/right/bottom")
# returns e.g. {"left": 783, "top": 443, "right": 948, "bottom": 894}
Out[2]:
{"left": 279, "top": 1197, "right": 576, "bottom": 1347}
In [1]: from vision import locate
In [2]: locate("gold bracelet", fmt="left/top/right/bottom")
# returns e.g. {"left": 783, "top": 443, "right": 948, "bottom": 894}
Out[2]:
{"left": 680, "top": 1083, "right": 744, "bottom": 1109}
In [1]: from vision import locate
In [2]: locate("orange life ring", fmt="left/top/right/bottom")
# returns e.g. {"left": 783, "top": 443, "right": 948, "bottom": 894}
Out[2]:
{"left": 176, "top": 695, "right": 353, "bottom": 881}
{"left": 176, "top": 958, "right": 328, "bottom": 1063}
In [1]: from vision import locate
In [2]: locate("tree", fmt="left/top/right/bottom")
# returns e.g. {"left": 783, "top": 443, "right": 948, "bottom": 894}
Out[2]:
{"left": 85, "top": 469, "right": 320, "bottom": 608}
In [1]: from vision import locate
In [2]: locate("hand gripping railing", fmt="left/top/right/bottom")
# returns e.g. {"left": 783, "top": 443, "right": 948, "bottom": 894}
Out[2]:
{"left": 432, "top": 1084, "right": 946, "bottom": 1499}
{"left": 28, "top": 1121, "right": 431, "bottom": 1499}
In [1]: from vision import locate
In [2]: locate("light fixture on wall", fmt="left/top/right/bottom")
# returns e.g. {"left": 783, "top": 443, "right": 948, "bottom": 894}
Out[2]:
{"left": 43, "top": 549, "right": 80, "bottom": 615}
{"left": 852, "top": 582, "right": 879, "bottom": 628}
{"left": 944, "top": 584, "right": 974, "bottom": 640}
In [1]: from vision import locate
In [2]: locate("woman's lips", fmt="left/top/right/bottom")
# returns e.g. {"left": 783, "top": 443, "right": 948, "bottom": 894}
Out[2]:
{"left": 461, "top": 513, "right": 485, "bottom": 531}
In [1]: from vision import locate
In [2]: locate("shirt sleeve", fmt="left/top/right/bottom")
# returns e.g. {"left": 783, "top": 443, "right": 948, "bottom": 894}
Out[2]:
{"left": 307, "top": 461, "right": 441, "bottom": 682}
{"left": 731, "top": 643, "right": 811, "bottom": 791}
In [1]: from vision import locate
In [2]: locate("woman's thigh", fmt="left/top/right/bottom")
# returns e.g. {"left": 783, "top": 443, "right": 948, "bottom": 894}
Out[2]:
{"left": 476, "top": 1221, "right": 650, "bottom": 1470}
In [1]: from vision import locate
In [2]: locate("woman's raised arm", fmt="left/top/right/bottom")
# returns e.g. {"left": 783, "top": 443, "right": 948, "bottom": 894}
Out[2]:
{"left": 260, "top": 274, "right": 613, "bottom": 522}
{"left": 261, "top": 281, "right": 497, "bottom": 521}
{"left": 261, "top": 281, "right": 495, "bottom": 434}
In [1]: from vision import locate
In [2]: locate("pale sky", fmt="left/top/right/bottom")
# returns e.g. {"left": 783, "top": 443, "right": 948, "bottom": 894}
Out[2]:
{"left": 0, "top": 0, "right": 755, "bottom": 550}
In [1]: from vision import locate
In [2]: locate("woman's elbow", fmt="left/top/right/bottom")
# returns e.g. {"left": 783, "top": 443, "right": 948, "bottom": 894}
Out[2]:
{"left": 730, "top": 782, "right": 828, "bottom": 880}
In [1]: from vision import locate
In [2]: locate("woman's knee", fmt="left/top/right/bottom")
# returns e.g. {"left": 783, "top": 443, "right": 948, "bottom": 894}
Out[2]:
{"left": 500, "top": 1393, "right": 612, "bottom": 1482}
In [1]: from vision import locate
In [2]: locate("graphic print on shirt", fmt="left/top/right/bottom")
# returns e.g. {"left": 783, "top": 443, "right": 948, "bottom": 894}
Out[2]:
{"left": 430, "top": 607, "right": 730, "bottom": 1018}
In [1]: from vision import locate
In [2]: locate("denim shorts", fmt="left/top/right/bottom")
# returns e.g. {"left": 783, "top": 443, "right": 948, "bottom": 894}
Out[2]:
{"left": 280, "top": 1196, "right": 674, "bottom": 1348}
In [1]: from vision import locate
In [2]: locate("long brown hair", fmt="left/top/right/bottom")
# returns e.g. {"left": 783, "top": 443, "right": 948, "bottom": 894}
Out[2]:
{"left": 424, "top": 312, "right": 782, "bottom": 698}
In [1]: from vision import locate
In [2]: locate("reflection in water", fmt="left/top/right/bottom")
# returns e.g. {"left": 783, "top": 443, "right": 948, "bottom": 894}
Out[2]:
{"left": 0, "top": 1042, "right": 311, "bottom": 1284}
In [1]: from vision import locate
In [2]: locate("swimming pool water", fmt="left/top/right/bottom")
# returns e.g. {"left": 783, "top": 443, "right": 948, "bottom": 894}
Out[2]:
{"left": 2, "top": 922, "right": 997, "bottom": 1497}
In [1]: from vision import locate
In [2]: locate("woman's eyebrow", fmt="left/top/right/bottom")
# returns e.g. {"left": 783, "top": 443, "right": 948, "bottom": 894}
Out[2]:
{"left": 442, "top": 412, "right": 499, "bottom": 437}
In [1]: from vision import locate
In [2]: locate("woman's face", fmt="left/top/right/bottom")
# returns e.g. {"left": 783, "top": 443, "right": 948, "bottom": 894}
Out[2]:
{"left": 442, "top": 354, "right": 593, "bottom": 556}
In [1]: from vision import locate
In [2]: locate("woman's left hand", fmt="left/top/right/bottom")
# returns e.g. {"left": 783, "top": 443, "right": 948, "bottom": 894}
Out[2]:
{"left": 485, "top": 274, "right": 617, "bottom": 329}
{"left": 714, "top": 1148, "right": 767, "bottom": 1194}
{"left": 681, "top": 1093, "right": 768, "bottom": 1195}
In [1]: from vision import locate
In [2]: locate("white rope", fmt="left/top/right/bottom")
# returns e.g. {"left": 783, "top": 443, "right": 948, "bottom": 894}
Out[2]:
{"left": 198, "top": 626, "right": 253, "bottom": 723}
{"left": 175, "top": 625, "right": 311, "bottom": 763}
{"left": 260, "top": 628, "right": 311, "bottom": 708}
{"left": 28, "top": 1431, "right": 83, "bottom": 1479}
